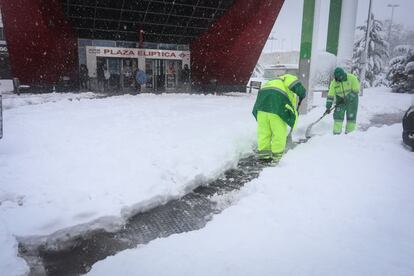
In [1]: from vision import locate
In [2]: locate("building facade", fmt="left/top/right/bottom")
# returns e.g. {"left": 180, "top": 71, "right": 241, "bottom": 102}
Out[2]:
{"left": 0, "top": 0, "right": 284, "bottom": 92}
{"left": 0, "top": 7, "right": 11, "bottom": 79}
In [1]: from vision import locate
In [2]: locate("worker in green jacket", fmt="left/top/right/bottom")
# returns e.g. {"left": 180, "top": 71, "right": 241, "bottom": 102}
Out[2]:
{"left": 326, "top": 67, "right": 360, "bottom": 134}
{"left": 252, "top": 74, "right": 306, "bottom": 163}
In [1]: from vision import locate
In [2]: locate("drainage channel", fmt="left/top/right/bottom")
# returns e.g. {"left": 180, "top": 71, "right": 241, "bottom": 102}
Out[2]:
{"left": 18, "top": 154, "right": 270, "bottom": 276}
{"left": 18, "top": 112, "right": 404, "bottom": 276}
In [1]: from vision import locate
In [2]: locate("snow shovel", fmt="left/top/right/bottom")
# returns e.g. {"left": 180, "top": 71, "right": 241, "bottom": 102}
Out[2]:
{"left": 305, "top": 106, "right": 336, "bottom": 139}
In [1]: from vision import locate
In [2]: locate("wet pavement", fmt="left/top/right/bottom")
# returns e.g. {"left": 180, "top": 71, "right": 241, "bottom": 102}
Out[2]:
{"left": 18, "top": 112, "right": 404, "bottom": 276}
{"left": 359, "top": 112, "right": 404, "bottom": 131}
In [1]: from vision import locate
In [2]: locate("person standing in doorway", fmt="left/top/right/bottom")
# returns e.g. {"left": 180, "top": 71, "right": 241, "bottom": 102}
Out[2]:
{"left": 103, "top": 64, "right": 110, "bottom": 92}
{"left": 325, "top": 67, "right": 360, "bottom": 134}
{"left": 252, "top": 74, "right": 306, "bottom": 163}
{"left": 181, "top": 64, "right": 190, "bottom": 92}
{"left": 97, "top": 61, "right": 105, "bottom": 92}
{"left": 135, "top": 67, "right": 147, "bottom": 94}
{"left": 79, "top": 64, "right": 89, "bottom": 90}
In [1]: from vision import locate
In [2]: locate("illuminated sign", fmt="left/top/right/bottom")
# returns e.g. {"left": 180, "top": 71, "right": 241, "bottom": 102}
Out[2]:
{"left": 87, "top": 46, "right": 190, "bottom": 61}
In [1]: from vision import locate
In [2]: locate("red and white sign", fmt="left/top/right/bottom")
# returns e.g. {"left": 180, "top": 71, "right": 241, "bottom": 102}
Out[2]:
{"left": 86, "top": 46, "right": 190, "bottom": 61}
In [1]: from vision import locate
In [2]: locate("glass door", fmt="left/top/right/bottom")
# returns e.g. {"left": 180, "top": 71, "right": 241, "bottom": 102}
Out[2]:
{"left": 121, "top": 58, "right": 137, "bottom": 92}
{"left": 107, "top": 58, "right": 120, "bottom": 91}
{"left": 166, "top": 60, "right": 182, "bottom": 90}
{"left": 145, "top": 60, "right": 154, "bottom": 90}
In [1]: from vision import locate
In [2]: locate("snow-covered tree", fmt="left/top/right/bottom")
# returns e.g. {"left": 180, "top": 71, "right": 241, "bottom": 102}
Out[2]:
{"left": 351, "top": 14, "right": 389, "bottom": 87}
{"left": 387, "top": 45, "right": 414, "bottom": 92}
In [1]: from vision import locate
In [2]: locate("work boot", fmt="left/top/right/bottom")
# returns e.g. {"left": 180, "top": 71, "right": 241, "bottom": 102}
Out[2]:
{"left": 258, "top": 158, "right": 272, "bottom": 164}
{"left": 272, "top": 152, "right": 283, "bottom": 162}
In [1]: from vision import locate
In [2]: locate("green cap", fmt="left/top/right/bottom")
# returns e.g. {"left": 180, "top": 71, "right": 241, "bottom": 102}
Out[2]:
{"left": 334, "top": 67, "right": 347, "bottom": 82}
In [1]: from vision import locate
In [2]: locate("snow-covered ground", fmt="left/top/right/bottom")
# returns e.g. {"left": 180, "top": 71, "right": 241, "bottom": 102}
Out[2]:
{"left": 89, "top": 124, "right": 414, "bottom": 276}
{"left": 0, "top": 88, "right": 413, "bottom": 275}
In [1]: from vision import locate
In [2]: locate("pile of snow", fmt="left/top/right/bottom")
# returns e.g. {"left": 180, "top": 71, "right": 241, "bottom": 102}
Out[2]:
{"left": 0, "top": 88, "right": 413, "bottom": 275}
{"left": 89, "top": 123, "right": 414, "bottom": 276}
{"left": 1, "top": 91, "right": 98, "bottom": 110}
{"left": 0, "top": 80, "right": 13, "bottom": 93}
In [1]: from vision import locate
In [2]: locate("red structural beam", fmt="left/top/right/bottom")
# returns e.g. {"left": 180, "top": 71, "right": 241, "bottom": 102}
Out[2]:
{"left": 191, "top": 0, "right": 284, "bottom": 89}
{"left": 0, "top": 0, "right": 78, "bottom": 85}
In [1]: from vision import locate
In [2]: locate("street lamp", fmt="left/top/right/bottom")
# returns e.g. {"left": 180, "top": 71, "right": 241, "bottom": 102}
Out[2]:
{"left": 268, "top": 34, "right": 278, "bottom": 52}
{"left": 280, "top": 38, "right": 286, "bottom": 51}
{"left": 387, "top": 4, "right": 399, "bottom": 51}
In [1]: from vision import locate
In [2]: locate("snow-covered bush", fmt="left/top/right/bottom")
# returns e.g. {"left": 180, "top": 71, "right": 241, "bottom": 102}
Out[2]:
{"left": 387, "top": 45, "right": 414, "bottom": 92}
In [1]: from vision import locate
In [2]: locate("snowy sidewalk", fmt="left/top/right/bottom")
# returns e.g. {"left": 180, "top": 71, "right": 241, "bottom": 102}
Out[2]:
{"left": 0, "top": 88, "right": 413, "bottom": 275}
{"left": 89, "top": 123, "right": 414, "bottom": 276}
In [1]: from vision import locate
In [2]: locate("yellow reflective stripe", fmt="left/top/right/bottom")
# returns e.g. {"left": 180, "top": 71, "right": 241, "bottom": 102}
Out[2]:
{"left": 285, "top": 103, "right": 295, "bottom": 113}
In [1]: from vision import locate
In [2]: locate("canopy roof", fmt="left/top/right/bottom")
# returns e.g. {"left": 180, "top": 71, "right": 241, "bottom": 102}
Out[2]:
{"left": 60, "top": 0, "right": 235, "bottom": 44}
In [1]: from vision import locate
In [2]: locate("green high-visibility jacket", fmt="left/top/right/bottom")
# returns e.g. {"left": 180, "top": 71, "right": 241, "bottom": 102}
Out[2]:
{"left": 252, "top": 74, "right": 306, "bottom": 128}
{"left": 326, "top": 73, "right": 360, "bottom": 109}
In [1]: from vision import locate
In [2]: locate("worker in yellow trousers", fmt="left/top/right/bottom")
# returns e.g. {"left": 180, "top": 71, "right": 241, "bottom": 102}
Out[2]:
{"left": 326, "top": 67, "right": 360, "bottom": 134}
{"left": 252, "top": 74, "right": 306, "bottom": 163}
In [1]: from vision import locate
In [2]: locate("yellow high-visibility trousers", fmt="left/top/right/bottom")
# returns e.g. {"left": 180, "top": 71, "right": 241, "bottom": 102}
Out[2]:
{"left": 257, "top": 111, "right": 287, "bottom": 161}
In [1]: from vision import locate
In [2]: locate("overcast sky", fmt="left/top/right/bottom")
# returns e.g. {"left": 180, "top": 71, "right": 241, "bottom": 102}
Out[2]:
{"left": 263, "top": 0, "right": 414, "bottom": 52}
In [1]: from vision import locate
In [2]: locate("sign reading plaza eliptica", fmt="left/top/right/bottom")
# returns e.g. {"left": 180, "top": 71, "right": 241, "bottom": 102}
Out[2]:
{"left": 86, "top": 46, "right": 190, "bottom": 61}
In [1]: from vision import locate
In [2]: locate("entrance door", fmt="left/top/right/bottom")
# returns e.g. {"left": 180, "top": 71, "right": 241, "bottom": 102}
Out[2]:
{"left": 145, "top": 59, "right": 182, "bottom": 92}
{"left": 107, "top": 58, "right": 120, "bottom": 91}
{"left": 96, "top": 57, "right": 121, "bottom": 92}
{"left": 166, "top": 60, "right": 182, "bottom": 90}
{"left": 154, "top": 59, "right": 165, "bottom": 92}
{"left": 145, "top": 59, "right": 166, "bottom": 92}
{"left": 121, "top": 58, "right": 138, "bottom": 93}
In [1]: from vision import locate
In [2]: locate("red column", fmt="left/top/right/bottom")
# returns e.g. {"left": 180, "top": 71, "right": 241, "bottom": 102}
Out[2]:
{"left": 0, "top": 0, "right": 78, "bottom": 85}
{"left": 191, "top": 0, "right": 284, "bottom": 91}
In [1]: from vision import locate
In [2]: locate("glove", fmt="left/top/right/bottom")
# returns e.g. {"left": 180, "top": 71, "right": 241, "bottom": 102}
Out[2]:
{"left": 325, "top": 108, "right": 331, "bottom": 115}
{"left": 336, "top": 97, "right": 345, "bottom": 105}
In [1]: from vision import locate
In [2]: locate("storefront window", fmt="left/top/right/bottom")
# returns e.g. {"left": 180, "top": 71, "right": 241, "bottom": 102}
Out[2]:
{"left": 78, "top": 39, "right": 92, "bottom": 47}
{"left": 92, "top": 40, "right": 116, "bottom": 47}
{"left": 158, "top": 43, "right": 177, "bottom": 50}
{"left": 177, "top": 44, "right": 190, "bottom": 51}
{"left": 78, "top": 47, "right": 86, "bottom": 66}
{"left": 116, "top": 41, "right": 137, "bottom": 48}
{"left": 145, "top": 60, "right": 154, "bottom": 89}
{"left": 143, "top": 42, "right": 158, "bottom": 49}
{"left": 107, "top": 58, "right": 120, "bottom": 74}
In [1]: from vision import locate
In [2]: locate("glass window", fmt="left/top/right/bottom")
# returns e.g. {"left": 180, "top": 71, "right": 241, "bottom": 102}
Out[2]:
{"left": 116, "top": 41, "right": 137, "bottom": 48}
{"left": 78, "top": 47, "right": 86, "bottom": 66}
{"left": 142, "top": 42, "right": 158, "bottom": 49}
{"left": 177, "top": 44, "right": 190, "bottom": 51}
{"left": 78, "top": 39, "right": 92, "bottom": 47}
{"left": 108, "top": 58, "right": 120, "bottom": 74}
{"left": 158, "top": 43, "right": 177, "bottom": 50}
{"left": 92, "top": 39, "right": 116, "bottom": 47}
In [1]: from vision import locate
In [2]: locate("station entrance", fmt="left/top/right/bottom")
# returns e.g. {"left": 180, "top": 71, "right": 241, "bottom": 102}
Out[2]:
{"left": 86, "top": 46, "right": 190, "bottom": 93}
